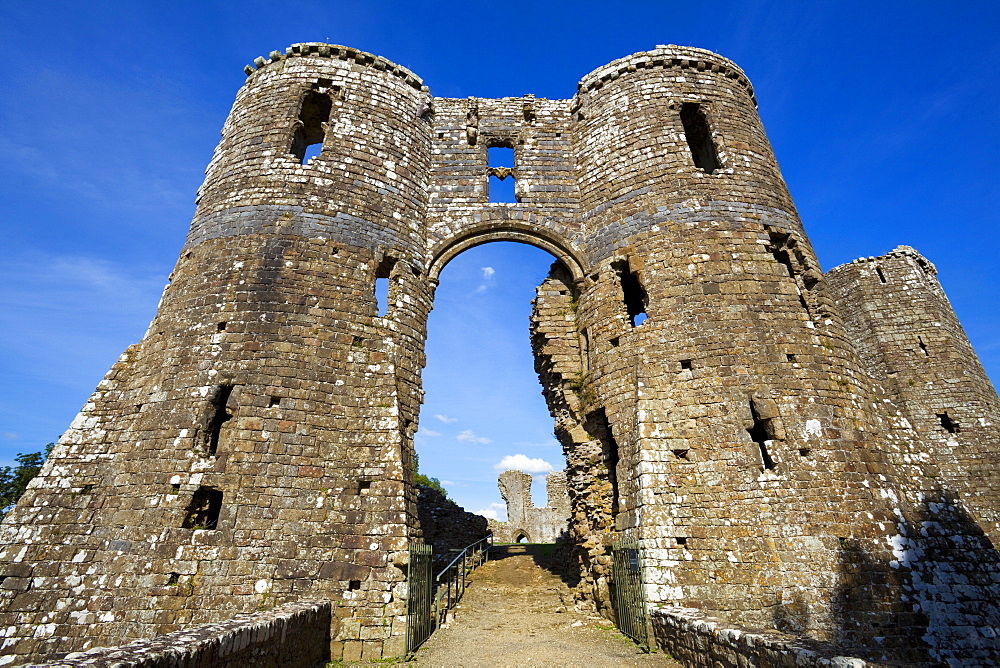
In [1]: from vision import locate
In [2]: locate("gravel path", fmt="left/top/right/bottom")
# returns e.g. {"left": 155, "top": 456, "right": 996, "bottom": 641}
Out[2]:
{"left": 408, "top": 544, "right": 681, "bottom": 667}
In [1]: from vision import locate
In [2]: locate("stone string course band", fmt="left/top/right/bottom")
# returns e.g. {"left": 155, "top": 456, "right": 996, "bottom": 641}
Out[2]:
{"left": 2, "top": 42, "right": 999, "bottom": 666}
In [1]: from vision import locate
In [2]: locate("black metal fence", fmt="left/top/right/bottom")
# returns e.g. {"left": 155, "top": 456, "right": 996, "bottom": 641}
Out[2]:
{"left": 406, "top": 542, "right": 434, "bottom": 654}
{"left": 405, "top": 534, "right": 493, "bottom": 656}
{"left": 611, "top": 538, "right": 652, "bottom": 651}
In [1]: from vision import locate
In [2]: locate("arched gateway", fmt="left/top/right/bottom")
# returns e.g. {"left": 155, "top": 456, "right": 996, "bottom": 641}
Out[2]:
{"left": 2, "top": 43, "right": 1000, "bottom": 665}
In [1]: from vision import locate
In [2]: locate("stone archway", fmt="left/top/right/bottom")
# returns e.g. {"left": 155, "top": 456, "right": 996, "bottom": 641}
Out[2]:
{"left": 427, "top": 221, "right": 587, "bottom": 283}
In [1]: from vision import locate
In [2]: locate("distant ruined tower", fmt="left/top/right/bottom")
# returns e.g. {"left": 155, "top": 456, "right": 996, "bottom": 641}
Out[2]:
{"left": 1, "top": 43, "right": 999, "bottom": 665}
{"left": 492, "top": 470, "right": 571, "bottom": 543}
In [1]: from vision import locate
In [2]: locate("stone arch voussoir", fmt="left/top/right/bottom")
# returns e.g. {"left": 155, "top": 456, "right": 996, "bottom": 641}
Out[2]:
{"left": 428, "top": 217, "right": 586, "bottom": 282}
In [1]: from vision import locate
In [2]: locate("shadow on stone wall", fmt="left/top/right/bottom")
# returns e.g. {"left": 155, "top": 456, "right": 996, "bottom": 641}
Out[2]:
{"left": 830, "top": 490, "right": 1000, "bottom": 665}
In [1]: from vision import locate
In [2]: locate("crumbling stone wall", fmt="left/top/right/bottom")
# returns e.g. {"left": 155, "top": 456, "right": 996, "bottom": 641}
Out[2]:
{"left": 416, "top": 485, "right": 488, "bottom": 568}
{"left": 489, "top": 470, "right": 570, "bottom": 543}
{"left": 41, "top": 600, "right": 330, "bottom": 668}
{"left": 1, "top": 43, "right": 998, "bottom": 666}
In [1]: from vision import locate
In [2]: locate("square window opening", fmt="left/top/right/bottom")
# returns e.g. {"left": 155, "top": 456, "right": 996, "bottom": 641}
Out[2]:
{"left": 182, "top": 487, "right": 223, "bottom": 530}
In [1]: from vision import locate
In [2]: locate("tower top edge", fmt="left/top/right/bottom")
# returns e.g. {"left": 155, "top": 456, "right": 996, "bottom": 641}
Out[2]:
{"left": 575, "top": 45, "right": 755, "bottom": 105}
{"left": 243, "top": 43, "right": 756, "bottom": 105}
{"left": 827, "top": 245, "right": 938, "bottom": 276}
{"left": 244, "top": 43, "right": 427, "bottom": 92}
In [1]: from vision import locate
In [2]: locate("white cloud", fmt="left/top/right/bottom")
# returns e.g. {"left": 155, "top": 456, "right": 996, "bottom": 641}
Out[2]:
{"left": 441, "top": 480, "right": 454, "bottom": 486}
{"left": 476, "top": 266, "right": 496, "bottom": 293}
{"left": 420, "top": 428, "right": 441, "bottom": 437}
{"left": 494, "top": 454, "right": 555, "bottom": 474}
{"left": 3, "top": 433, "right": 18, "bottom": 440}
{"left": 457, "top": 429, "right": 491, "bottom": 444}
{"left": 475, "top": 502, "right": 507, "bottom": 521}
{"left": 434, "top": 414, "right": 458, "bottom": 424}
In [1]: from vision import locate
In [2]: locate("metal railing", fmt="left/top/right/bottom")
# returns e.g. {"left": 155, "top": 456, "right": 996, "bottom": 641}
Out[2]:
{"left": 433, "top": 534, "right": 493, "bottom": 628}
{"left": 405, "top": 534, "right": 493, "bottom": 656}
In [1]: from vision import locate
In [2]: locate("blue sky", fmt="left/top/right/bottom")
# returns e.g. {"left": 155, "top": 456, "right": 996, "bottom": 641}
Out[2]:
{"left": 1, "top": 1, "right": 998, "bottom": 519}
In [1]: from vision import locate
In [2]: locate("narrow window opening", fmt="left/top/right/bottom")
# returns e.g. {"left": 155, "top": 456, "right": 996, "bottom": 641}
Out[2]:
{"left": 348, "top": 580, "right": 362, "bottom": 591}
{"left": 875, "top": 266, "right": 887, "bottom": 283}
{"left": 205, "top": 385, "right": 234, "bottom": 455}
{"left": 182, "top": 487, "right": 223, "bottom": 530}
{"left": 675, "top": 537, "right": 688, "bottom": 546}
{"left": 613, "top": 260, "right": 648, "bottom": 327}
{"left": 487, "top": 145, "right": 517, "bottom": 203}
{"left": 747, "top": 401, "right": 777, "bottom": 470}
{"left": 217, "top": 321, "right": 227, "bottom": 331}
{"left": 938, "top": 412, "right": 960, "bottom": 434}
{"left": 171, "top": 483, "right": 180, "bottom": 493}
{"left": 437, "top": 132, "right": 444, "bottom": 139}
{"left": 680, "top": 359, "right": 692, "bottom": 370}
{"left": 918, "top": 336, "right": 929, "bottom": 356}
{"left": 766, "top": 230, "right": 796, "bottom": 279}
{"left": 290, "top": 90, "right": 333, "bottom": 164}
{"left": 680, "top": 102, "right": 720, "bottom": 173}
{"left": 580, "top": 329, "right": 590, "bottom": 371}
{"left": 268, "top": 396, "right": 281, "bottom": 407}
{"left": 587, "top": 409, "right": 620, "bottom": 518}
{"left": 374, "top": 257, "right": 395, "bottom": 317}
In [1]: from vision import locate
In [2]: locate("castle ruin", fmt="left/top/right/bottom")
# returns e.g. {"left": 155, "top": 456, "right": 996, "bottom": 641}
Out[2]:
{"left": 1, "top": 43, "right": 999, "bottom": 665}
{"left": 488, "top": 470, "right": 571, "bottom": 544}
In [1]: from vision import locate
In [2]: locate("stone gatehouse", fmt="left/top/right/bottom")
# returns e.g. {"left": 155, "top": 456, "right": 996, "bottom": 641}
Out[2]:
{"left": 1, "top": 43, "right": 999, "bottom": 665}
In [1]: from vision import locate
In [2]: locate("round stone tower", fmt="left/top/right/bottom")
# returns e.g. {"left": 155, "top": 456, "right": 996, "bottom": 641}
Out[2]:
{"left": 532, "top": 45, "right": 923, "bottom": 650}
{"left": 0, "top": 44, "right": 435, "bottom": 661}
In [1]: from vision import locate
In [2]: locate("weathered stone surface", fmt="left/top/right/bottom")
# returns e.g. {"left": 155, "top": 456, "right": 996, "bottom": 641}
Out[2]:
{"left": 0, "top": 43, "right": 998, "bottom": 666}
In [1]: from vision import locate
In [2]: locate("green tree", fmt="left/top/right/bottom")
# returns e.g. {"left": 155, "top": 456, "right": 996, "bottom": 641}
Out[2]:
{"left": 0, "top": 443, "right": 53, "bottom": 515}
{"left": 413, "top": 453, "right": 449, "bottom": 498}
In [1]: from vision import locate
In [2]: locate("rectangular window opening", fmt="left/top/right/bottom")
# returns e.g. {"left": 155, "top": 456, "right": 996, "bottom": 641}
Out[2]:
{"left": 291, "top": 89, "right": 333, "bottom": 164}
{"left": 358, "top": 480, "right": 372, "bottom": 494}
{"left": 747, "top": 401, "right": 777, "bottom": 470}
{"left": 375, "top": 257, "right": 396, "bottom": 317}
{"left": 348, "top": 580, "right": 362, "bottom": 591}
{"left": 586, "top": 409, "right": 620, "bottom": 518}
{"left": 182, "top": 487, "right": 223, "bottom": 530}
{"left": 488, "top": 174, "right": 517, "bottom": 203}
{"left": 487, "top": 145, "right": 518, "bottom": 203}
{"left": 680, "top": 102, "right": 720, "bottom": 174}
{"left": 217, "top": 321, "right": 227, "bottom": 331}
{"left": 612, "top": 260, "right": 648, "bottom": 327}
{"left": 680, "top": 359, "right": 692, "bottom": 370}
{"left": 167, "top": 572, "right": 180, "bottom": 585}
{"left": 205, "top": 385, "right": 234, "bottom": 455}
{"left": 786, "top": 353, "right": 797, "bottom": 362}
{"left": 675, "top": 537, "right": 688, "bottom": 546}
{"left": 268, "top": 396, "right": 281, "bottom": 408}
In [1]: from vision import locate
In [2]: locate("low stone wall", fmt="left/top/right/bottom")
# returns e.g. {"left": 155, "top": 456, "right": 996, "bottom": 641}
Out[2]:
{"left": 651, "top": 607, "right": 882, "bottom": 667}
{"left": 38, "top": 600, "right": 331, "bottom": 668}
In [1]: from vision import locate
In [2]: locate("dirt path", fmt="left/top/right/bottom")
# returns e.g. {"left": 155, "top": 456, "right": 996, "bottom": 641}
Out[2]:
{"left": 408, "top": 545, "right": 681, "bottom": 667}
